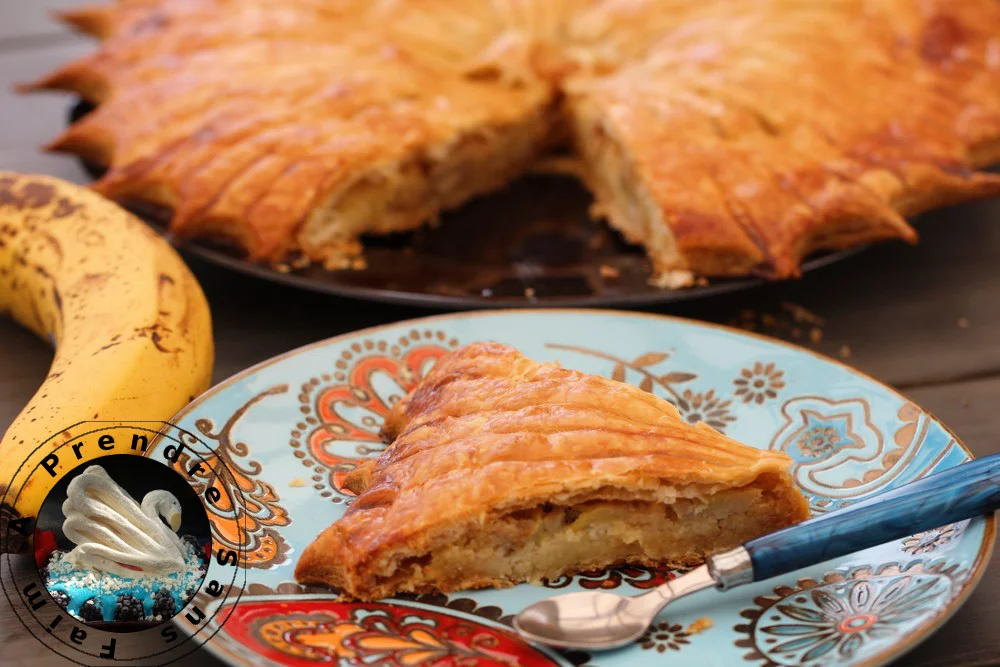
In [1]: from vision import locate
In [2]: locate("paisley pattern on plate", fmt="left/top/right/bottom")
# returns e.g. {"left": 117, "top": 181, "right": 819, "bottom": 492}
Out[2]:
{"left": 167, "top": 389, "right": 294, "bottom": 568}
{"left": 226, "top": 598, "right": 563, "bottom": 666}
{"left": 149, "top": 311, "right": 994, "bottom": 667}
{"left": 293, "top": 329, "right": 459, "bottom": 504}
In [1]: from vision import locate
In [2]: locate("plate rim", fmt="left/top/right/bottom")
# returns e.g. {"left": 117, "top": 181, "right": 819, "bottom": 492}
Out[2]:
{"left": 171, "top": 308, "right": 996, "bottom": 667}
{"left": 170, "top": 236, "right": 865, "bottom": 310}
{"left": 70, "top": 97, "right": 866, "bottom": 310}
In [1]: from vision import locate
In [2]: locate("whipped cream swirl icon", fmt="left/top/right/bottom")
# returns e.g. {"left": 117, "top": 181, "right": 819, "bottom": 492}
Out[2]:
{"left": 61, "top": 465, "right": 188, "bottom": 576}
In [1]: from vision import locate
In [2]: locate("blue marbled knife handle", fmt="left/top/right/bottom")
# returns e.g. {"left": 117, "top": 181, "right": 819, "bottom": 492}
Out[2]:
{"left": 746, "top": 452, "right": 1000, "bottom": 582}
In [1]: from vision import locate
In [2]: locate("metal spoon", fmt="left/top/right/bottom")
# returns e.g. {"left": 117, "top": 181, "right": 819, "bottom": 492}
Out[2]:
{"left": 514, "top": 452, "right": 1000, "bottom": 651}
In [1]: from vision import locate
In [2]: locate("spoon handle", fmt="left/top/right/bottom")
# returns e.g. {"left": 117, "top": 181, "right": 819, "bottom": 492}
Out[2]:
{"left": 744, "top": 453, "right": 1000, "bottom": 582}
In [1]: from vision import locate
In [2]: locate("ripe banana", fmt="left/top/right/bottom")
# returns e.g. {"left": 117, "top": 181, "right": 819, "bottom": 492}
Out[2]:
{"left": 0, "top": 172, "right": 214, "bottom": 552}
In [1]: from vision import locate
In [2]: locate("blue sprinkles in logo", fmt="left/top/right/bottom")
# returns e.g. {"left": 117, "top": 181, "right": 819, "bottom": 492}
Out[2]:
{"left": 44, "top": 542, "right": 205, "bottom": 622}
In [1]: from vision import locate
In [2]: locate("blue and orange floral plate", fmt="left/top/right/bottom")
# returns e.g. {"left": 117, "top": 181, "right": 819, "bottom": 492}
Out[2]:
{"left": 148, "top": 310, "right": 995, "bottom": 667}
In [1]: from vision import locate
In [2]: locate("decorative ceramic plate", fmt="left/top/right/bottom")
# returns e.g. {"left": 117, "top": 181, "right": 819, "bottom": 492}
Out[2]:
{"left": 147, "top": 310, "right": 994, "bottom": 666}
{"left": 71, "top": 102, "right": 863, "bottom": 310}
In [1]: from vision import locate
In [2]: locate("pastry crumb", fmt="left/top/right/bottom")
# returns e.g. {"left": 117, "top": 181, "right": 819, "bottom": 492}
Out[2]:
{"left": 957, "top": 317, "right": 970, "bottom": 329}
{"left": 274, "top": 263, "right": 291, "bottom": 274}
{"left": 732, "top": 303, "right": 827, "bottom": 345}
{"left": 781, "top": 302, "right": 825, "bottom": 326}
{"left": 599, "top": 264, "right": 621, "bottom": 279}
{"left": 649, "top": 270, "right": 695, "bottom": 289}
{"left": 524, "top": 287, "right": 537, "bottom": 298}
{"left": 588, "top": 202, "right": 609, "bottom": 222}
{"left": 289, "top": 478, "right": 307, "bottom": 487}
{"left": 686, "top": 617, "right": 714, "bottom": 635}
{"left": 351, "top": 257, "right": 368, "bottom": 271}
{"left": 323, "top": 256, "right": 352, "bottom": 271}
{"left": 839, "top": 344, "right": 852, "bottom": 359}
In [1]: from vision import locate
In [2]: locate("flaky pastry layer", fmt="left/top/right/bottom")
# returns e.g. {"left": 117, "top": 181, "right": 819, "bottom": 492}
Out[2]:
{"left": 295, "top": 342, "right": 810, "bottom": 600}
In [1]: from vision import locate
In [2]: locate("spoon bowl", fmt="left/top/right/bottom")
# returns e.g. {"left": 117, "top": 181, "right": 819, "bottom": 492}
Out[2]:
{"left": 513, "top": 590, "right": 651, "bottom": 650}
{"left": 514, "top": 565, "right": 720, "bottom": 651}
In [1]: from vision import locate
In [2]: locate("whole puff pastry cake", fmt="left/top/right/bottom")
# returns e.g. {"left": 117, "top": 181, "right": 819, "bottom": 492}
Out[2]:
{"left": 295, "top": 342, "right": 810, "bottom": 600}
{"left": 24, "top": 0, "right": 1000, "bottom": 280}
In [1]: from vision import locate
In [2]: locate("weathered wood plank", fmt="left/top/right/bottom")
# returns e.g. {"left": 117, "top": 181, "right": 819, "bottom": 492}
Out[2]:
{"left": 3, "top": 225, "right": 1000, "bottom": 429}
{"left": 0, "top": 320, "right": 48, "bottom": 434}
{"left": 0, "top": 42, "right": 91, "bottom": 153}
{"left": 0, "top": 148, "right": 89, "bottom": 182}
{"left": 0, "top": 0, "right": 84, "bottom": 45}
{"left": 907, "top": 376, "right": 1000, "bottom": 452}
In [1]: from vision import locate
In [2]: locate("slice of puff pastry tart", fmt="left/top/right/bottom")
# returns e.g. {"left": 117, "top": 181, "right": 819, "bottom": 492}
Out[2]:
{"left": 295, "top": 342, "right": 809, "bottom": 600}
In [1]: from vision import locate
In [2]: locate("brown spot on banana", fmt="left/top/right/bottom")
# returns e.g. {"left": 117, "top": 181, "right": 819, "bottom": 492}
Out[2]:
{"left": 0, "top": 173, "right": 214, "bottom": 552}
{"left": 52, "top": 285, "right": 63, "bottom": 316}
{"left": 80, "top": 228, "right": 105, "bottom": 246}
{"left": 52, "top": 197, "right": 83, "bottom": 219}
{"left": 149, "top": 329, "right": 172, "bottom": 354}
{"left": 82, "top": 271, "right": 111, "bottom": 286}
{"left": 0, "top": 181, "right": 55, "bottom": 209}
{"left": 92, "top": 339, "right": 122, "bottom": 355}
{"left": 39, "top": 232, "right": 63, "bottom": 261}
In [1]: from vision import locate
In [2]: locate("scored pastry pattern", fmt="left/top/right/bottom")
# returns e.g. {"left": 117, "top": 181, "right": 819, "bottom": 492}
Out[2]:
{"left": 25, "top": 1, "right": 1000, "bottom": 280}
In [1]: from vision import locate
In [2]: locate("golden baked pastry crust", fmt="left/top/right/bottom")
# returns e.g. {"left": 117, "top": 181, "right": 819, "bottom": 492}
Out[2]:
{"left": 566, "top": 0, "right": 1000, "bottom": 276}
{"left": 26, "top": 0, "right": 1000, "bottom": 278}
{"left": 295, "top": 342, "right": 810, "bottom": 600}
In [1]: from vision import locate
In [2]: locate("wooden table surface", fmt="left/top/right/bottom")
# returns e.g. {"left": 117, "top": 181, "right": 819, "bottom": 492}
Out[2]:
{"left": 0, "top": 3, "right": 998, "bottom": 666}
